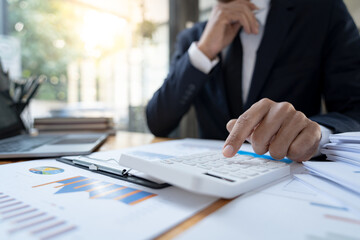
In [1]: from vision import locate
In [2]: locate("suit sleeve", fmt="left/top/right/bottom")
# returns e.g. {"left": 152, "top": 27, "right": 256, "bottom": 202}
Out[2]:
{"left": 311, "top": 0, "right": 360, "bottom": 133}
{"left": 146, "top": 27, "right": 215, "bottom": 137}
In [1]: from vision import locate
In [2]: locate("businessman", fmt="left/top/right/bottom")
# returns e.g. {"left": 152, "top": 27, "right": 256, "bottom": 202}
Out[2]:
{"left": 146, "top": 0, "right": 360, "bottom": 162}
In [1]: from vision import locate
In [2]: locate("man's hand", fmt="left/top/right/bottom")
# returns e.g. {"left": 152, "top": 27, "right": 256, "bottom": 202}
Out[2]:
{"left": 223, "top": 98, "right": 322, "bottom": 162}
{"left": 198, "top": 0, "right": 259, "bottom": 60}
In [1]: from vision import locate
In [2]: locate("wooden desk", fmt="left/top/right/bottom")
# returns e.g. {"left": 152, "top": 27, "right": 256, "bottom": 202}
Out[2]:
{"left": 0, "top": 131, "right": 230, "bottom": 239}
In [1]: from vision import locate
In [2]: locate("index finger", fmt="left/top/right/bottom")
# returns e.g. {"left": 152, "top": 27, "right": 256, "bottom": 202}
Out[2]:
{"left": 223, "top": 99, "right": 272, "bottom": 157}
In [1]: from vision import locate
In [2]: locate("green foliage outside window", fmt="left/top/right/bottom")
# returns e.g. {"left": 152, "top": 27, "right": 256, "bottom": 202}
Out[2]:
{"left": 8, "top": 0, "right": 83, "bottom": 101}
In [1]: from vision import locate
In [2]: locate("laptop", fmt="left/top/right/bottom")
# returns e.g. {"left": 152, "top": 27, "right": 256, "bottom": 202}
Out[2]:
{"left": 0, "top": 93, "right": 108, "bottom": 159}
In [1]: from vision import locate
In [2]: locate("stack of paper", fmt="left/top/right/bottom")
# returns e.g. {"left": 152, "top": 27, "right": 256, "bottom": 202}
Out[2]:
{"left": 302, "top": 161, "right": 360, "bottom": 194}
{"left": 300, "top": 132, "right": 360, "bottom": 217}
{"left": 320, "top": 132, "right": 360, "bottom": 166}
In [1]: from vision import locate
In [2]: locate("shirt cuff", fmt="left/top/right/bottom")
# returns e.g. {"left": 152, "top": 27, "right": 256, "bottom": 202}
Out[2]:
{"left": 188, "top": 42, "right": 219, "bottom": 74}
{"left": 313, "top": 124, "right": 333, "bottom": 157}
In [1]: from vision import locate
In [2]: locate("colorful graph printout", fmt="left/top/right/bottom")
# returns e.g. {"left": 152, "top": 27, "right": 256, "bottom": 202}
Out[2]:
{"left": 0, "top": 192, "right": 77, "bottom": 239}
{"left": 29, "top": 166, "right": 64, "bottom": 175}
{"left": 32, "top": 176, "right": 157, "bottom": 205}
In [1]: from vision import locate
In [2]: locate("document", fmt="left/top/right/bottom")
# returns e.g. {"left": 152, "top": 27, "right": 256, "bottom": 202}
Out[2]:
{"left": 295, "top": 174, "right": 360, "bottom": 217}
{"left": 321, "top": 148, "right": 360, "bottom": 163}
{"left": 303, "top": 161, "right": 360, "bottom": 194}
{"left": 329, "top": 131, "right": 360, "bottom": 143}
{"left": 0, "top": 160, "right": 217, "bottom": 240}
{"left": 321, "top": 132, "right": 360, "bottom": 169}
{"left": 176, "top": 176, "right": 360, "bottom": 240}
{"left": 323, "top": 142, "right": 360, "bottom": 153}
{"left": 324, "top": 153, "right": 360, "bottom": 167}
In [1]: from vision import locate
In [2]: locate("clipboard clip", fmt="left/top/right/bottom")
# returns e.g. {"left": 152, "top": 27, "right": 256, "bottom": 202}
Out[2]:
{"left": 57, "top": 156, "right": 170, "bottom": 189}
{"left": 78, "top": 156, "right": 132, "bottom": 176}
{"left": 89, "top": 164, "right": 99, "bottom": 171}
{"left": 88, "top": 162, "right": 131, "bottom": 176}
{"left": 121, "top": 168, "right": 131, "bottom": 176}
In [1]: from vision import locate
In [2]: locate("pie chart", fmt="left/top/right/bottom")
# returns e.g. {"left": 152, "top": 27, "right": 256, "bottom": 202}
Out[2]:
{"left": 29, "top": 166, "right": 64, "bottom": 175}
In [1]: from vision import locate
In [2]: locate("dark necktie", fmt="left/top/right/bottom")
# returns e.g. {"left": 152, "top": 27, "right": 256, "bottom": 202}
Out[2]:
{"left": 223, "top": 34, "right": 243, "bottom": 119}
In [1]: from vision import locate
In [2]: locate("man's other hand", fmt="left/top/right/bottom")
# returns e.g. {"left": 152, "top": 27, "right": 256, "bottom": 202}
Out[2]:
{"left": 223, "top": 98, "right": 322, "bottom": 162}
{"left": 198, "top": 0, "right": 259, "bottom": 60}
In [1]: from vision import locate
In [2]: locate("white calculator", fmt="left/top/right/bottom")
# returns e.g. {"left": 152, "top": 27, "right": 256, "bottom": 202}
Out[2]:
{"left": 119, "top": 151, "right": 290, "bottom": 199}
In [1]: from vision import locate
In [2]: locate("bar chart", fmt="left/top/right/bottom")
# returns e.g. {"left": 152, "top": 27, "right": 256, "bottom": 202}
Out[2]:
{"left": 0, "top": 192, "right": 77, "bottom": 240}
{"left": 32, "top": 176, "right": 157, "bottom": 205}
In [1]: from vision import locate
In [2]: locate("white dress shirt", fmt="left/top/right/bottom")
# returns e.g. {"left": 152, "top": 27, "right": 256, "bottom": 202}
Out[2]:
{"left": 240, "top": 0, "right": 269, "bottom": 103}
{"left": 188, "top": 0, "right": 332, "bottom": 154}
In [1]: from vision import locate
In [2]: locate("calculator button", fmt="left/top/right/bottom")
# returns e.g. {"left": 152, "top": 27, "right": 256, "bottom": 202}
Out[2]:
{"left": 183, "top": 161, "right": 197, "bottom": 166}
{"left": 212, "top": 168, "right": 229, "bottom": 174}
{"left": 265, "top": 162, "right": 286, "bottom": 168}
{"left": 250, "top": 158, "right": 269, "bottom": 164}
{"left": 160, "top": 160, "right": 174, "bottom": 164}
{"left": 250, "top": 166, "right": 269, "bottom": 173}
{"left": 197, "top": 165, "right": 212, "bottom": 170}
{"left": 169, "top": 158, "right": 183, "bottom": 162}
{"left": 240, "top": 169, "right": 259, "bottom": 176}
{"left": 230, "top": 173, "right": 248, "bottom": 179}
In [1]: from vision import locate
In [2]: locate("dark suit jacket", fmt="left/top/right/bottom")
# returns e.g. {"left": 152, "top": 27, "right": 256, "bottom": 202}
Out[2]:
{"left": 146, "top": 0, "right": 360, "bottom": 139}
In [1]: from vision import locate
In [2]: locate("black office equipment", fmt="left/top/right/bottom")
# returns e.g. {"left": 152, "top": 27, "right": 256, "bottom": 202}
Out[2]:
{"left": 57, "top": 156, "right": 170, "bottom": 189}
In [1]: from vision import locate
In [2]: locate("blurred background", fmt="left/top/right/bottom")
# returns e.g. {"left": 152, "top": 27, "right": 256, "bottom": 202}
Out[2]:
{"left": 0, "top": 0, "right": 359, "bottom": 133}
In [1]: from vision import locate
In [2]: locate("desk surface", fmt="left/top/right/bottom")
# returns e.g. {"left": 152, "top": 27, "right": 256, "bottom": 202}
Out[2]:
{"left": 0, "top": 131, "right": 230, "bottom": 239}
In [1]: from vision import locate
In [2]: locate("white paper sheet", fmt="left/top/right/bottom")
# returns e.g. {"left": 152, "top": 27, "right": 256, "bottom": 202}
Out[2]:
{"left": 329, "top": 131, "right": 360, "bottom": 143}
{"left": 295, "top": 174, "right": 360, "bottom": 217}
{"left": 303, "top": 161, "right": 360, "bottom": 194}
{"left": 176, "top": 177, "right": 360, "bottom": 240}
{"left": 321, "top": 148, "right": 360, "bottom": 161}
{"left": 323, "top": 142, "right": 360, "bottom": 153}
{"left": 0, "top": 160, "right": 217, "bottom": 240}
{"left": 325, "top": 154, "right": 360, "bottom": 167}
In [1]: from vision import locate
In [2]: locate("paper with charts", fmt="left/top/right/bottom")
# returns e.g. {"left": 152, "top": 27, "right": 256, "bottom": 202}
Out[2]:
{"left": 0, "top": 160, "right": 217, "bottom": 240}
{"left": 176, "top": 164, "right": 360, "bottom": 240}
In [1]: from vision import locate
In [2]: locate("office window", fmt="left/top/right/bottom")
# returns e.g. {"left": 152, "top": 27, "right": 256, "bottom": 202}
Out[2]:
{"left": 199, "top": 0, "right": 212, "bottom": 21}
{"left": 5, "top": 0, "right": 169, "bottom": 131}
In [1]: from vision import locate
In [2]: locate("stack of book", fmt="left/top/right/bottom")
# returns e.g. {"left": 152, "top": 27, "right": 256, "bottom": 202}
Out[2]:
{"left": 34, "top": 117, "right": 116, "bottom": 135}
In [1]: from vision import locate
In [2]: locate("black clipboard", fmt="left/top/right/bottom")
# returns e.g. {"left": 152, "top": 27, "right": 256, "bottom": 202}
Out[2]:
{"left": 56, "top": 156, "right": 170, "bottom": 189}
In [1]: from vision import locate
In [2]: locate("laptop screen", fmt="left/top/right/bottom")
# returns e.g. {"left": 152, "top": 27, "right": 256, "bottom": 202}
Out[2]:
{"left": 0, "top": 93, "right": 24, "bottom": 139}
